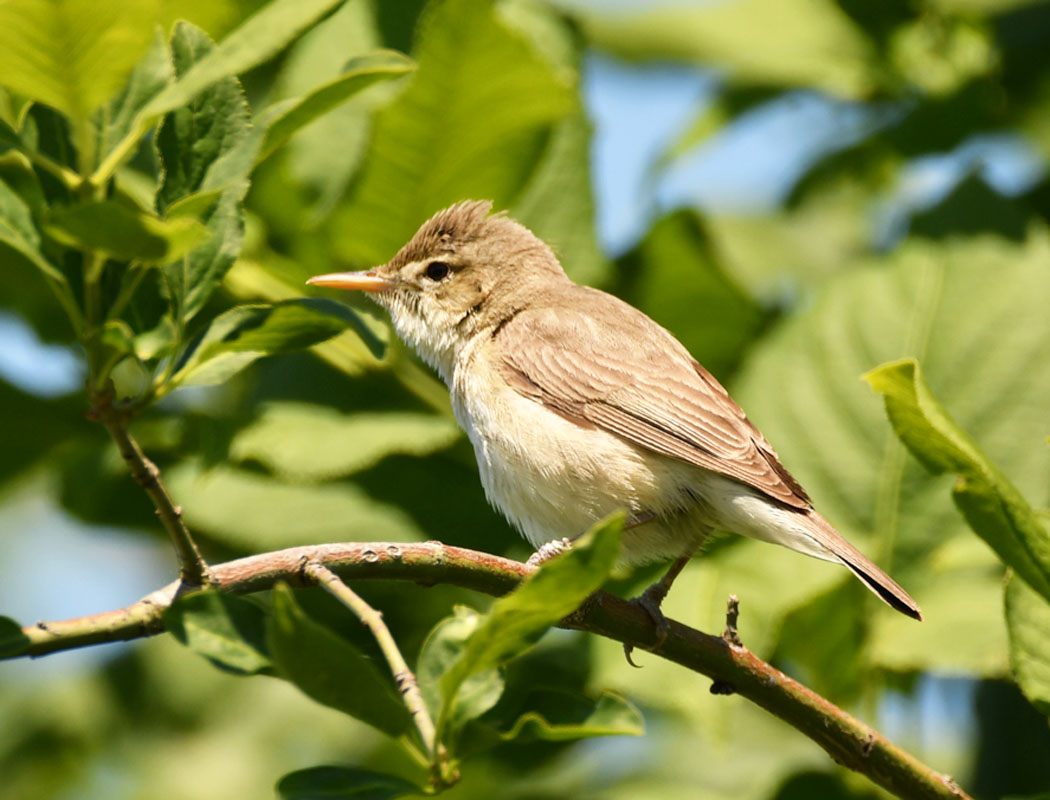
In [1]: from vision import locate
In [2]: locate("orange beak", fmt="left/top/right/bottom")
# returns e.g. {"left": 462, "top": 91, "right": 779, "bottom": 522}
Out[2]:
{"left": 306, "top": 270, "right": 392, "bottom": 292}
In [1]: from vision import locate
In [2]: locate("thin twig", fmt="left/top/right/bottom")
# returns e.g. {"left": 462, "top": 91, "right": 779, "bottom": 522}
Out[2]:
{"left": 91, "top": 396, "right": 211, "bottom": 586}
{"left": 3, "top": 541, "right": 969, "bottom": 800}
{"left": 302, "top": 562, "right": 438, "bottom": 761}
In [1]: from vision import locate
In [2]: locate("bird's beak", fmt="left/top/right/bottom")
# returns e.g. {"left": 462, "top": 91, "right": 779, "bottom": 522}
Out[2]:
{"left": 306, "top": 269, "right": 392, "bottom": 292}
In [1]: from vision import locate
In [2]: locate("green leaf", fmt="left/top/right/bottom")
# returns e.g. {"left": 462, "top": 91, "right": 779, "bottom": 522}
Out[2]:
{"left": 510, "top": 111, "right": 608, "bottom": 286}
{"left": 499, "top": 690, "right": 644, "bottom": 742}
{"left": 165, "top": 590, "right": 271, "bottom": 675}
{"left": 0, "top": 615, "right": 29, "bottom": 658}
{"left": 416, "top": 608, "right": 505, "bottom": 736}
{"left": 95, "top": 0, "right": 348, "bottom": 182}
{"left": 155, "top": 22, "right": 255, "bottom": 323}
{"left": 0, "top": 175, "right": 63, "bottom": 283}
{"left": 333, "top": 0, "right": 576, "bottom": 265}
{"left": 0, "top": 0, "right": 160, "bottom": 121}
{"left": 277, "top": 766, "right": 420, "bottom": 800}
{"left": 570, "top": 0, "right": 875, "bottom": 98}
{"left": 731, "top": 233, "right": 1050, "bottom": 676}
{"left": 171, "top": 299, "right": 384, "bottom": 387}
{"left": 1006, "top": 573, "right": 1050, "bottom": 716}
{"left": 621, "top": 210, "right": 765, "bottom": 378}
{"left": 267, "top": 584, "right": 412, "bottom": 737}
{"left": 166, "top": 461, "right": 422, "bottom": 550}
{"left": 258, "top": 50, "right": 415, "bottom": 161}
{"left": 95, "top": 29, "right": 173, "bottom": 160}
{"left": 230, "top": 403, "right": 460, "bottom": 482}
{"left": 865, "top": 358, "right": 1050, "bottom": 603}
{"left": 45, "top": 200, "right": 208, "bottom": 262}
{"left": 438, "top": 514, "right": 622, "bottom": 737}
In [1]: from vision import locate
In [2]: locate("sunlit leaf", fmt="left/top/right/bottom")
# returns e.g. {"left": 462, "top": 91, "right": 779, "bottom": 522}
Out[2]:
{"left": 267, "top": 584, "right": 412, "bottom": 737}
{"left": 333, "top": 0, "right": 576, "bottom": 265}
{"left": 259, "top": 50, "right": 415, "bottom": 161}
{"left": 165, "top": 590, "right": 271, "bottom": 675}
{"left": 733, "top": 233, "right": 1050, "bottom": 675}
{"left": 417, "top": 608, "right": 505, "bottom": 737}
{"left": 568, "top": 0, "right": 875, "bottom": 98}
{"left": 167, "top": 461, "right": 422, "bottom": 550}
{"left": 0, "top": 0, "right": 160, "bottom": 121}
{"left": 277, "top": 766, "right": 420, "bottom": 800}
{"left": 865, "top": 358, "right": 1050, "bottom": 602}
{"left": 230, "top": 403, "right": 460, "bottom": 482}
{"left": 95, "top": 30, "right": 173, "bottom": 160}
{"left": 172, "top": 299, "right": 383, "bottom": 387}
{"left": 438, "top": 515, "right": 622, "bottom": 737}
{"left": 45, "top": 200, "right": 208, "bottom": 262}
{"left": 1006, "top": 574, "right": 1050, "bottom": 715}
{"left": 96, "top": 0, "right": 348, "bottom": 180}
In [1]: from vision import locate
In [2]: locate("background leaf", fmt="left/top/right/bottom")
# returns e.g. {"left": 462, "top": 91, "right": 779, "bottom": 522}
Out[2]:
{"left": 165, "top": 590, "right": 271, "bottom": 675}
{"left": 865, "top": 357, "right": 1050, "bottom": 602}
{"left": 45, "top": 200, "right": 208, "bottom": 262}
{"left": 267, "top": 584, "right": 412, "bottom": 737}
{"left": 277, "top": 766, "right": 420, "bottom": 800}
{"left": 172, "top": 299, "right": 383, "bottom": 387}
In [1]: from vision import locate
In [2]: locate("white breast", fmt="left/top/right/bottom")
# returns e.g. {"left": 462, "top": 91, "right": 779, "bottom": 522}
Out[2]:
{"left": 449, "top": 339, "right": 708, "bottom": 562}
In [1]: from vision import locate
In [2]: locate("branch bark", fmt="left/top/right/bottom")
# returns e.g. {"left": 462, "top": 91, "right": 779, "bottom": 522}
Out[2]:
{"left": 6, "top": 540, "right": 968, "bottom": 800}
{"left": 90, "top": 397, "right": 211, "bottom": 586}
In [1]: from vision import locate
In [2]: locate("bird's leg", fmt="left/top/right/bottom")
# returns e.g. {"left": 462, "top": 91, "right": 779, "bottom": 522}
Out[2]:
{"left": 526, "top": 537, "right": 573, "bottom": 568}
{"left": 624, "top": 554, "right": 692, "bottom": 666}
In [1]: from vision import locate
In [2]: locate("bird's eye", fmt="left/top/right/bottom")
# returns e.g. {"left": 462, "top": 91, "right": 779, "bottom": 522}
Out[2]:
{"left": 424, "top": 261, "right": 451, "bottom": 281}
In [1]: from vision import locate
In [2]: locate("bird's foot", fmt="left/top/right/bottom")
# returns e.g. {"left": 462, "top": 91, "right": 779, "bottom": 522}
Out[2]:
{"left": 623, "top": 582, "right": 672, "bottom": 668}
{"left": 526, "top": 537, "right": 573, "bottom": 568}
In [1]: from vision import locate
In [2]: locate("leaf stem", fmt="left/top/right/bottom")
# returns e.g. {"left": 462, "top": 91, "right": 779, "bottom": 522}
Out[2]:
{"left": 7, "top": 541, "right": 969, "bottom": 800}
{"left": 302, "top": 563, "right": 440, "bottom": 767}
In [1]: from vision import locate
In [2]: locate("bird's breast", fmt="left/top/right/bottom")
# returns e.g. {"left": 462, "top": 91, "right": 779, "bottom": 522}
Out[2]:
{"left": 449, "top": 341, "right": 700, "bottom": 555}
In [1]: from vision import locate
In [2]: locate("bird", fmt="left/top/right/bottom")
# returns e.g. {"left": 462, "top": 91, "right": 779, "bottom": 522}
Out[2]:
{"left": 307, "top": 200, "right": 922, "bottom": 632}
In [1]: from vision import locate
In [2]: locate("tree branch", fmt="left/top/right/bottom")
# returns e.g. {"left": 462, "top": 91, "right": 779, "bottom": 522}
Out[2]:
{"left": 5, "top": 541, "right": 968, "bottom": 800}
{"left": 302, "top": 561, "right": 440, "bottom": 774}
{"left": 90, "top": 397, "right": 211, "bottom": 586}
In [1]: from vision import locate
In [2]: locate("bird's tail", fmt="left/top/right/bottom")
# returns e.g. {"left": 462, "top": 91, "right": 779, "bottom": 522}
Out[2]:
{"left": 802, "top": 512, "right": 923, "bottom": 621}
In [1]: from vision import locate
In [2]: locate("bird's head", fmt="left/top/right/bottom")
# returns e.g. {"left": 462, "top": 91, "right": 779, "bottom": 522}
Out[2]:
{"left": 308, "top": 200, "right": 568, "bottom": 378}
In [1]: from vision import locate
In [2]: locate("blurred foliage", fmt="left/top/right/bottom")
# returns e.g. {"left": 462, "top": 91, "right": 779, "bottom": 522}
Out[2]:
{"left": 1, "top": 0, "right": 1050, "bottom": 798}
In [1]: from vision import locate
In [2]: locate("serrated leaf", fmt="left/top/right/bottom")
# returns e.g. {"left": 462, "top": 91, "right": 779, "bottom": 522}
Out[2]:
{"left": 95, "top": 0, "right": 347, "bottom": 182}
{"left": 258, "top": 50, "right": 415, "bottom": 162}
{"left": 0, "top": 0, "right": 160, "bottom": 121}
{"left": 155, "top": 22, "right": 255, "bottom": 323}
{"left": 45, "top": 200, "right": 208, "bottom": 262}
{"left": 166, "top": 461, "right": 421, "bottom": 550}
{"left": 438, "top": 515, "right": 622, "bottom": 737}
{"left": 865, "top": 358, "right": 1050, "bottom": 603}
{"left": 732, "top": 234, "right": 1050, "bottom": 675}
{"left": 267, "top": 584, "right": 412, "bottom": 737}
{"left": 230, "top": 403, "right": 460, "bottom": 482}
{"left": 1005, "top": 574, "right": 1050, "bottom": 716}
{"left": 334, "top": 0, "right": 576, "bottom": 265}
{"left": 0, "top": 615, "right": 29, "bottom": 658}
{"left": 171, "top": 299, "right": 384, "bottom": 387}
{"left": 417, "top": 608, "right": 505, "bottom": 736}
{"left": 165, "top": 590, "right": 271, "bottom": 675}
{"left": 277, "top": 766, "right": 420, "bottom": 800}
{"left": 500, "top": 690, "right": 644, "bottom": 742}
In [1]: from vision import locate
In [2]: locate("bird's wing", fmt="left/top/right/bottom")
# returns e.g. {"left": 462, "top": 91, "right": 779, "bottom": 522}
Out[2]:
{"left": 496, "top": 293, "right": 812, "bottom": 510}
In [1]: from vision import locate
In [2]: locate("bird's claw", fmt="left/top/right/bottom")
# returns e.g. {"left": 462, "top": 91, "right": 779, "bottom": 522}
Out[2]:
{"left": 622, "top": 586, "right": 671, "bottom": 667}
{"left": 526, "top": 537, "right": 573, "bottom": 568}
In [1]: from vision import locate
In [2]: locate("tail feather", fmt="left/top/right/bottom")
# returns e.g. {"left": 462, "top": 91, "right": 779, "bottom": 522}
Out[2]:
{"left": 803, "top": 513, "right": 923, "bottom": 621}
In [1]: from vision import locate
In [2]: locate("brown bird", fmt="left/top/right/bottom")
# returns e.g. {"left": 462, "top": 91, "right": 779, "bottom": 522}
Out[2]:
{"left": 308, "top": 201, "right": 922, "bottom": 629}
